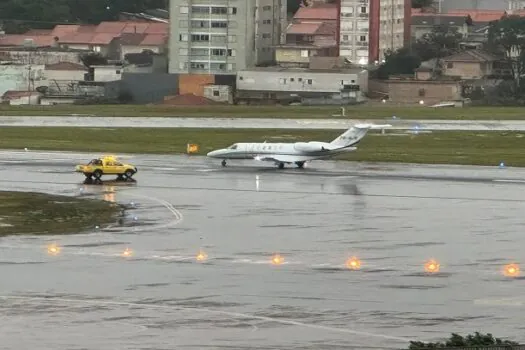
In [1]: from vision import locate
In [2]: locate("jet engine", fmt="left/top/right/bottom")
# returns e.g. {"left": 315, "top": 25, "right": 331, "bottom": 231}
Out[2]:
{"left": 293, "top": 141, "right": 332, "bottom": 152}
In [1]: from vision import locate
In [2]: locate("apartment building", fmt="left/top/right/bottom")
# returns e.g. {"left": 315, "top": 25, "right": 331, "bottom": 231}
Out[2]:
{"left": 339, "top": 0, "right": 410, "bottom": 65}
{"left": 168, "top": 0, "right": 286, "bottom": 74}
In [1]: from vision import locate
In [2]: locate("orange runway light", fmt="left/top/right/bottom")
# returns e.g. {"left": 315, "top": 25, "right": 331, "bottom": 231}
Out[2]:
{"left": 345, "top": 256, "right": 361, "bottom": 270}
{"left": 47, "top": 243, "right": 61, "bottom": 256}
{"left": 196, "top": 250, "right": 208, "bottom": 262}
{"left": 121, "top": 247, "right": 133, "bottom": 257}
{"left": 271, "top": 254, "right": 284, "bottom": 265}
{"left": 503, "top": 263, "right": 520, "bottom": 277}
{"left": 424, "top": 259, "right": 440, "bottom": 273}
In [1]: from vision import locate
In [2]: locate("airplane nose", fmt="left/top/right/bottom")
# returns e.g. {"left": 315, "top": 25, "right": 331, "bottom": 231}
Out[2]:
{"left": 207, "top": 150, "right": 219, "bottom": 157}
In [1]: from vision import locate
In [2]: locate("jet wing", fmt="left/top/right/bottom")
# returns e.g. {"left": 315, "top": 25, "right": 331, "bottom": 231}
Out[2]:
{"left": 255, "top": 154, "right": 305, "bottom": 164}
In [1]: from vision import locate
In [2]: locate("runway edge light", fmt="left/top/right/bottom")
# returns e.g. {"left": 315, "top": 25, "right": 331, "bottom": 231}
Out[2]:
{"left": 187, "top": 144, "right": 199, "bottom": 154}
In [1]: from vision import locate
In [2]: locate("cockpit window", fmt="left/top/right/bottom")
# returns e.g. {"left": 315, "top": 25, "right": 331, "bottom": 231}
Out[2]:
{"left": 228, "top": 144, "right": 238, "bottom": 150}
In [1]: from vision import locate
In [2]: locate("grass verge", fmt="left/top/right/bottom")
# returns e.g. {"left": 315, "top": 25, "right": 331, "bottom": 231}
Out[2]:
{"left": 0, "top": 191, "right": 121, "bottom": 236}
{"left": 1, "top": 126, "right": 524, "bottom": 167}
{"left": 2, "top": 104, "right": 525, "bottom": 120}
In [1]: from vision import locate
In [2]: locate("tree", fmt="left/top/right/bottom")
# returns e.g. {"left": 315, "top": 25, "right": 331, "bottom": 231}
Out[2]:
{"left": 412, "top": 0, "right": 434, "bottom": 9}
{"left": 377, "top": 47, "right": 421, "bottom": 79}
{"left": 487, "top": 14, "right": 525, "bottom": 98}
{"left": 408, "top": 332, "right": 519, "bottom": 349}
{"left": 412, "top": 25, "right": 463, "bottom": 62}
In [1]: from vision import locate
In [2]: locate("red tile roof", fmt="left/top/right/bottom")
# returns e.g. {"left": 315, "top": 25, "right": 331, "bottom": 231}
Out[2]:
{"left": 0, "top": 35, "right": 57, "bottom": 47}
{"left": 411, "top": 8, "right": 512, "bottom": 22}
{"left": 2, "top": 90, "right": 40, "bottom": 100}
{"left": 139, "top": 34, "right": 167, "bottom": 46}
{"left": 90, "top": 33, "right": 117, "bottom": 45}
{"left": 286, "top": 22, "right": 336, "bottom": 36}
{"left": 20, "top": 21, "right": 168, "bottom": 46}
{"left": 45, "top": 62, "right": 87, "bottom": 70}
{"left": 287, "top": 23, "right": 322, "bottom": 35}
{"left": 24, "top": 29, "right": 53, "bottom": 35}
{"left": 143, "top": 23, "right": 169, "bottom": 34}
{"left": 119, "top": 33, "right": 147, "bottom": 45}
{"left": 293, "top": 6, "right": 337, "bottom": 21}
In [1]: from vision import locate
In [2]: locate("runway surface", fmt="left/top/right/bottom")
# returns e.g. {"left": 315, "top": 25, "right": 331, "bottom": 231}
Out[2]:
{"left": 2, "top": 116, "right": 525, "bottom": 131}
{"left": 0, "top": 150, "right": 524, "bottom": 349}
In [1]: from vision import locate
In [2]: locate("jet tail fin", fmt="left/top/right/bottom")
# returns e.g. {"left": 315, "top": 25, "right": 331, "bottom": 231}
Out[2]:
{"left": 330, "top": 123, "right": 391, "bottom": 148}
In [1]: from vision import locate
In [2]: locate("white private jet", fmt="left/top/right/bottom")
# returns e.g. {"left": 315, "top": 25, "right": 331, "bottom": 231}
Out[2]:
{"left": 206, "top": 123, "right": 391, "bottom": 169}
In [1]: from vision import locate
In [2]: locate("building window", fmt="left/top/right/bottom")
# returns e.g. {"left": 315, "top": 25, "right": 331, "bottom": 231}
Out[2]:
{"left": 307, "top": 79, "right": 312, "bottom": 84}
{"left": 191, "top": 34, "right": 209, "bottom": 42}
{"left": 263, "top": 19, "right": 271, "bottom": 24}
{"left": 360, "top": 35, "right": 366, "bottom": 41}
{"left": 179, "top": 34, "right": 188, "bottom": 41}
{"left": 447, "top": 62, "right": 453, "bottom": 68}
{"left": 360, "top": 6, "right": 367, "bottom": 13}
{"left": 418, "top": 88, "right": 425, "bottom": 96}
{"left": 191, "top": 6, "right": 209, "bottom": 14}
{"left": 211, "top": 21, "right": 227, "bottom": 28}
{"left": 343, "top": 35, "right": 349, "bottom": 41}
{"left": 279, "top": 78, "right": 287, "bottom": 84}
{"left": 180, "top": 6, "right": 188, "bottom": 14}
{"left": 300, "top": 50, "right": 309, "bottom": 57}
{"left": 263, "top": 6, "right": 271, "bottom": 10}
{"left": 179, "top": 48, "right": 188, "bottom": 55}
{"left": 211, "top": 7, "right": 227, "bottom": 14}
{"left": 262, "top": 33, "right": 271, "bottom": 38}
{"left": 229, "top": 7, "right": 237, "bottom": 14}
{"left": 227, "top": 49, "right": 235, "bottom": 56}
{"left": 228, "top": 35, "right": 236, "bottom": 42}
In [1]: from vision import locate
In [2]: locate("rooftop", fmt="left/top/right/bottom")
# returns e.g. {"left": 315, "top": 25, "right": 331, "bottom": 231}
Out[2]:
{"left": 442, "top": 49, "right": 500, "bottom": 62}
{"left": 286, "top": 21, "right": 336, "bottom": 36}
{"left": 293, "top": 4, "right": 338, "bottom": 21}
{"left": 45, "top": 61, "right": 87, "bottom": 70}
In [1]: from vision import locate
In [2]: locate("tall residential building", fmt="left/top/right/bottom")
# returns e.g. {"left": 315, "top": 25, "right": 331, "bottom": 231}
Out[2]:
{"left": 338, "top": 0, "right": 410, "bottom": 65}
{"left": 169, "top": 0, "right": 287, "bottom": 75}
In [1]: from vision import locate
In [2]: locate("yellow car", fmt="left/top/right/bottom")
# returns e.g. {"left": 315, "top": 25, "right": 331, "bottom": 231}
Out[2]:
{"left": 75, "top": 155, "right": 137, "bottom": 184}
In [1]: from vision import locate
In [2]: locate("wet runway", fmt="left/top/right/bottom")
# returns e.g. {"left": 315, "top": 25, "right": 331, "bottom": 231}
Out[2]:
{"left": 2, "top": 116, "right": 525, "bottom": 131}
{"left": 0, "top": 150, "right": 524, "bottom": 349}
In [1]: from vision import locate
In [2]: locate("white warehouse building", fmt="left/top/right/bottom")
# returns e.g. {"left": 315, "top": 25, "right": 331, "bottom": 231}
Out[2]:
{"left": 235, "top": 67, "right": 368, "bottom": 105}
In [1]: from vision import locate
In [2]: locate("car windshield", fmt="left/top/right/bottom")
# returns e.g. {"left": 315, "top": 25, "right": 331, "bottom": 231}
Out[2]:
{"left": 228, "top": 144, "right": 238, "bottom": 150}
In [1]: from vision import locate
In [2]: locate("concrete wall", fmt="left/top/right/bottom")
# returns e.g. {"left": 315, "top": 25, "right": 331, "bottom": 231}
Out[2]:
{"left": 45, "top": 69, "right": 86, "bottom": 82}
{"left": 237, "top": 69, "right": 368, "bottom": 94}
{"left": 93, "top": 66, "right": 122, "bottom": 81}
{"left": 369, "top": 79, "right": 462, "bottom": 104}
{"left": 0, "top": 64, "right": 46, "bottom": 96}
{"left": 8, "top": 94, "right": 40, "bottom": 105}
{"left": 204, "top": 84, "right": 231, "bottom": 103}
{"left": 41, "top": 97, "right": 77, "bottom": 105}
{"left": 120, "top": 72, "right": 179, "bottom": 103}
{"left": 0, "top": 50, "right": 86, "bottom": 65}
{"left": 442, "top": 61, "right": 492, "bottom": 79}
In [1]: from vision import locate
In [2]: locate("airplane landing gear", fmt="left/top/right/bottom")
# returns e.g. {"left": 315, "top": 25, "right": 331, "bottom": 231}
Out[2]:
{"left": 221, "top": 160, "right": 227, "bottom": 167}
{"left": 278, "top": 162, "right": 284, "bottom": 169}
{"left": 295, "top": 161, "right": 305, "bottom": 168}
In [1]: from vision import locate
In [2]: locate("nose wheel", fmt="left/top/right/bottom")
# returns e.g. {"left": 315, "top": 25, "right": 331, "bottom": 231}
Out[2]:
{"left": 221, "top": 160, "right": 227, "bottom": 167}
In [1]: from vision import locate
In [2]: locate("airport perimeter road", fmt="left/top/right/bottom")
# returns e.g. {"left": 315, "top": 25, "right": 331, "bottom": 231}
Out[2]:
{"left": 2, "top": 116, "right": 525, "bottom": 130}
